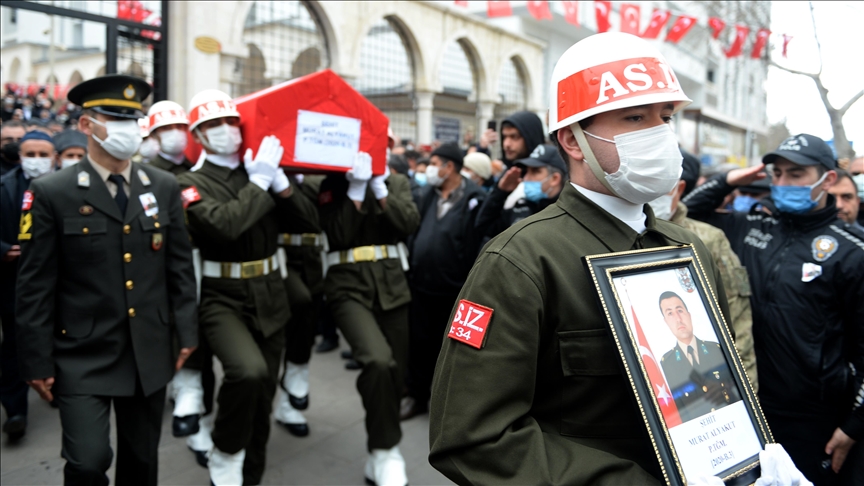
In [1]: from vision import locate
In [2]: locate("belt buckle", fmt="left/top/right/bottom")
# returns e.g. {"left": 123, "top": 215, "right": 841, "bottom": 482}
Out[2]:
{"left": 301, "top": 234, "right": 317, "bottom": 247}
{"left": 380, "top": 245, "right": 389, "bottom": 258}
{"left": 220, "top": 262, "right": 233, "bottom": 278}
{"left": 281, "top": 234, "right": 292, "bottom": 246}
{"left": 241, "top": 260, "right": 263, "bottom": 279}
{"left": 353, "top": 246, "right": 376, "bottom": 262}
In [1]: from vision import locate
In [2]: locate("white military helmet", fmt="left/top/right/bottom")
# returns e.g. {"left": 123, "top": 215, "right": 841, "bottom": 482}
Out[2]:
{"left": 187, "top": 89, "right": 240, "bottom": 131}
{"left": 548, "top": 32, "right": 691, "bottom": 133}
{"left": 147, "top": 100, "right": 189, "bottom": 134}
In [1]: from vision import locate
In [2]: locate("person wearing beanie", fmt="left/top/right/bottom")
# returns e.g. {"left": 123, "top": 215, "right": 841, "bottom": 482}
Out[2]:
{"left": 401, "top": 142, "right": 486, "bottom": 421}
{"left": 461, "top": 152, "right": 492, "bottom": 187}
{"left": 53, "top": 129, "right": 88, "bottom": 169}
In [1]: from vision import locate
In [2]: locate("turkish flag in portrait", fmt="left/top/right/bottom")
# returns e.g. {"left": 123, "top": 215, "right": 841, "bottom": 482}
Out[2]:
{"left": 725, "top": 25, "right": 750, "bottom": 58}
{"left": 632, "top": 306, "right": 683, "bottom": 428}
{"left": 619, "top": 4, "right": 641, "bottom": 36}
{"left": 594, "top": 1, "right": 612, "bottom": 33}
{"left": 562, "top": 1, "right": 580, "bottom": 26}
{"left": 708, "top": 17, "right": 727, "bottom": 39}
{"left": 641, "top": 9, "right": 670, "bottom": 39}
{"left": 751, "top": 28, "right": 771, "bottom": 59}
{"left": 487, "top": 1, "right": 512, "bottom": 18}
{"left": 526, "top": 1, "right": 553, "bottom": 21}
{"left": 665, "top": 15, "right": 697, "bottom": 43}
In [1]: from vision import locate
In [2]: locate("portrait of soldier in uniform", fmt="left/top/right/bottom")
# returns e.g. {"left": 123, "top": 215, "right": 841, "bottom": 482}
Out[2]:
{"left": 658, "top": 290, "right": 742, "bottom": 422}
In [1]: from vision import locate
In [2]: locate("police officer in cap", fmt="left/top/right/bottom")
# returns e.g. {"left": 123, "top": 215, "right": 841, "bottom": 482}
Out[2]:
{"left": 16, "top": 74, "right": 198, "bottom": 486}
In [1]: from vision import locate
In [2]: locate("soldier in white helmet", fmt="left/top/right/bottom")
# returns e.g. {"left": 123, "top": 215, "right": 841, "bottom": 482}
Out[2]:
{"left": 145, "top": 100, "right": 193, "bottom": 175}
{"left": 176, "top": 89, "right": 320, "bottom": 485}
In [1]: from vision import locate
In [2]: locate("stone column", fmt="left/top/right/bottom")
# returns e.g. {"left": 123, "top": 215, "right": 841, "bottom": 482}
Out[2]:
{"left": 415, "top": 90, "right": 435, "bottom": 145}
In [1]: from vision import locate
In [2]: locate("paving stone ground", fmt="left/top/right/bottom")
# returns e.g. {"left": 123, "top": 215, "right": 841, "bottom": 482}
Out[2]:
{"left": 0, "top": 338, "right": 450, "bottom": 485}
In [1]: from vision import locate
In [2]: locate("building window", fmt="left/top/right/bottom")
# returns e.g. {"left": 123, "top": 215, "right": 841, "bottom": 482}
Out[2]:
{"left": 494, "top": 57, "right": 527, "bottom": 122}
{"left": 707, "top": 69, "right": 715, "bottom": 84}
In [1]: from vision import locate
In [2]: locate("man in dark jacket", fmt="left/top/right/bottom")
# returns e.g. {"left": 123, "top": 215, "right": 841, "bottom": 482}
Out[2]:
{"left": 683, "top": 134, "right": 864, "bottom": 485}
{"left": 475, "top": 143, "right": 566, "bottom": 241}
{"left": 402, "top": 142, "right": 486, "bottom": 420}
{"left": 500, "top": 110, "right": 545, "bottom": 167}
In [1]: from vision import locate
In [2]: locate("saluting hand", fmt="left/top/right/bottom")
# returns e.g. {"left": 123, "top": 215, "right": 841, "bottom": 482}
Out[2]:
{"left": 725, "top": 163, "right": 766, "bottom": 187}
{"left": 175, "top": 346, "right": 197, "bottom": 371}
{"left": 498, "top": 166, "right": 522, "bottom": 192}
{"left": 27, "top": 377, "right": 55, "bottom": 402}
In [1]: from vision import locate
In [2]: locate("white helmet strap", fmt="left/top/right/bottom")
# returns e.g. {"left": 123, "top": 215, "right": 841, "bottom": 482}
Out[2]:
{"left": 570, "top": 123, "right": 621, "bottom": 198}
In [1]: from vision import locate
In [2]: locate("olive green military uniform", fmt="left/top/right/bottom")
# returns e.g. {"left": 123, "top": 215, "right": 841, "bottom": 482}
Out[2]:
{"left": 429, "top": 184, "right": 732, "bottom": 484}
{"left": 670, "top": 201, "right": 757, "bottom": 390}
{"left": 17, "top": 158, "right": 198, "bottom": 485}
{"left": 177, "top": 160, "right": 319, "bottom": 483}
{"left": 318, "top": 173, "right": 420, "bottom": 450}
{"left": 148, "top": 153, "right": 193, "bottom": 176}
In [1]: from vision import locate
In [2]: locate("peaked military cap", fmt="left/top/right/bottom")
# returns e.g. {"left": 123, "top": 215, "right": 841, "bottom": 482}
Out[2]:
{"left": 67, "top": 74, "right": 151, "bottom": 119}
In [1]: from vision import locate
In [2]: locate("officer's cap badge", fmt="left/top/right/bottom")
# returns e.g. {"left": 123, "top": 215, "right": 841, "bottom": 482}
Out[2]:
{"left": 676, "top": 267, "right": 696, "bottom": 293}
{"left": 811, "top": 235, "right": 838, "bottom": 262}
{"left": 123, "top": 84, "right": 136, "bottom": 100}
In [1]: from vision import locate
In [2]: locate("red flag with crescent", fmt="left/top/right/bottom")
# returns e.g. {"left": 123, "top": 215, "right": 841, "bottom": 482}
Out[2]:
{"left": 751, "top": 28, "right": 771, "bottom": 59}
{"left": 632, "top": 305, "right": 682, "bottom": 428}
{"left": 665, "top": 15, "right": 696, "bottom": 43}
{"left": 619, "top": 4, "right": 641, "bottom": 35}
{"left": 724, "top": 25, "right": 750, "bottom": 58}
{"left": 487, "top": 1, "right": 512, "bottom": 18}
{"left": 594, "top": 1, "right": 612, "bottom": 33}
{"left": 527, "top": 1, "right": 553, "bottom": 21}
{"left": 641, "top": 9, "right": 671, "bottom": 39}
{"left": 708, "top": 17, "right": 726, "bottom": 39}
{"left": 562, "top": 1, "right": 580, "bottom": 26}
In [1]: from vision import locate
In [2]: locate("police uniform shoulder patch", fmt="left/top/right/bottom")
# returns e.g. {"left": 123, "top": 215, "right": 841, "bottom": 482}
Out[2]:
{"left": 138, "top": 169, "right": 151, "bottom": 186}
{"left": 78, "top": 171, "right": 90, "bottom": 187}
{"left": 811, "top": 235, "right": 838, "bottom": 262}
{"left": 447, "top": 299, "right": 493, "bottom": 349}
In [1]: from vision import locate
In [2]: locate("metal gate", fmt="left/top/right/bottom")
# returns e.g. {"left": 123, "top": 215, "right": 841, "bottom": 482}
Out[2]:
{"left": 1, "top": 0, "right": 168, "bottom": 105}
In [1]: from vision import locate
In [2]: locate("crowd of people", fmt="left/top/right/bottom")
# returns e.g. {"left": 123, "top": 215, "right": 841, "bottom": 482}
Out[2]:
{"left": 1, "top": 31, "right": 863, "bottom": 486}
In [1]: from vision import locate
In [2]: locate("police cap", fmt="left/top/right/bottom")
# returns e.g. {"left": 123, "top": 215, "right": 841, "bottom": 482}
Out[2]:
{"left": 67, "top": 74, "right": 151, "bottom": 119}
{"left": 515, "top": 144, "right": 568, "bottom": 175}
{"left": 763, "top": 134, "right": 836, "bottom": 171}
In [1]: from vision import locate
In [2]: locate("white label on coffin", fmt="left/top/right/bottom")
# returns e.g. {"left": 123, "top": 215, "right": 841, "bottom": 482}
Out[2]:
{"left": 294, "top": 110, "right": 362, "bottom": 168}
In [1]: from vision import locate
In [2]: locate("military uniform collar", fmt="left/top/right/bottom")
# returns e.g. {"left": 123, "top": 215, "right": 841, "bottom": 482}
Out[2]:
{"left": 198, "top": 159, "right": 237, "bottom": 180}
{"left": 556, "top": 183, "right": 659, "bottom": 250}
{"left": 158, "top": 151, "right": 187, "bottom": 165}
{"left": 88, "top": 155, "right": 132, "bottom": 185}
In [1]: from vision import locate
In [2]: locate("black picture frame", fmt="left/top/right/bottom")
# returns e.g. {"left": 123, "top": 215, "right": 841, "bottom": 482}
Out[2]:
{"left": 584, "top": 245, "right": 772, "bottom": 486}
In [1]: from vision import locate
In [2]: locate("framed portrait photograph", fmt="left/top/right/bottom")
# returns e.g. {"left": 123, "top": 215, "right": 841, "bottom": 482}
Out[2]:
{"left": 584, "top": 245, "right": 772, "bottom": 486}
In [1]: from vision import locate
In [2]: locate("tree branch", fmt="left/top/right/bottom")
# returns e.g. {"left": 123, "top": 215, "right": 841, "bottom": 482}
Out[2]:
{"left": 839, "top": 90, "right": 864, "bottom": 115}
{"left": 768, "top": 60, "right": 818, "bottom": 80}
{"left": 809, "top": 1, "right": 823, "bottom": 75}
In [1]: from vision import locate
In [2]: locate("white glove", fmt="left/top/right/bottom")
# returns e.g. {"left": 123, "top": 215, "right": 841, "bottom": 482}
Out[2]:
{"left": 244, "top": 135, "right": 284, "bottom": 191}
{"left": 346, "top": 151, "right": 372, "bottom": 202}
{"left": 271, "top": 169, "right": 290, "bottom": 193}
{"left": 369, "top": 164, "right": 390, "bottom": 200}
{"left": 687, "top": 475, "right": 724, "bottom": 486}
{"left": 755, "top": 443, "right": 813, "bottom": 486}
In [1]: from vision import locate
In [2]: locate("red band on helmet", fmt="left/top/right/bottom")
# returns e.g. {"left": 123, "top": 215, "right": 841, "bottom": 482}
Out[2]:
{"left": 149, "top": 109, "right": 188, "bottom": 129}
{"left": 556, "top": 57, "right": 682, "bottom": 122}
{"left": 188, "top": 100, "right": 238, "bottom": 127}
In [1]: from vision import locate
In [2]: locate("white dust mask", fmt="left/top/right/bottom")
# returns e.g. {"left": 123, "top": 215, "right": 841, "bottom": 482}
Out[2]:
{"left": 138, "top": 137, "right": 160, "bottom": 160}
{"left": 21, "top": 157, "right": 54, "bottom": 179}
{"left": 647, "top": 185, "right": 679, "bottom": 221}
{"left": 158, "top": 128, "right": 188, "bottom": 155}
{"left": 201, "top": 124, "right": 242, "bottom": 155}
{"left": 425, "top": 165, "right": 444, "bottom": 187}
{"left": 61, "top": 158, "right": 81, "bottom": 169}
{"left": 88, "top": 117, "right": 142, "bottom": 160}
{"left": 577, "top": 124, "right": 683, "bottom": 205}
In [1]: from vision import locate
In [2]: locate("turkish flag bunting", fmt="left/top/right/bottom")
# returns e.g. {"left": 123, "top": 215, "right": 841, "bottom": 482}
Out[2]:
{"left": 641, "top": 8, "right": 670, "bottom": 38}
{"left": 708, "top": 17, "right": 726, "bottom": 39}
{"left": 665, "top": 15, "right": 697, "bottom": 43}
{"left": 562, "top": 1, "right": 580, "bottom": 26}
{"left": 724, "top": 25, "right": 750, "bottom": 58}
{"left": 751, "top": 28, "right": 771, "bottom": 59}
{"left": 454, "top": 0, "right": 468, "bottom": 6}
{"left": 619, "top": 4, "right": 641, "bottom": 35}
{"left": 487, "top": 1, "right": 512, "bottom": 18}
{"left": 594, "top": 1, "right": 612, "bottom": 33}
{"left": 782, "top": 34, "right": 793, "bottom": 58}
{"left": 527, "top": 1, "right": 553, "bottom": 21}
{"left": 632, "top": 305, "right": 683, "bottom": 428}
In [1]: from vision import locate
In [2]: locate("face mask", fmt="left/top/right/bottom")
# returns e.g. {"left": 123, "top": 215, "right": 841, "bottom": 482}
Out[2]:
{"left": 21, "top": 157, "right": 54, "bottom": 179}
{"left": 732, "top": 195, "right": 760, "bottom": 213}
{"left": 580, "top": 124, "right": 683, "bottom": 204}
{"left": 852, "top": 174, "right": 864, "bottom": 200}
{"left": 201, "top": 124, "right": 242, "bottom": 155}
{"left": 426, "top": 165, "right": 444, "bottom": 187}
{"left": 89, "top": 117, "right": 142, "bottom": 160}
{"left": 138, "top": 137, "right": 160, "bottom": 160}
{"left": 770, "top": 171, "right": 828, "bottom": 214}
{"left": 158, "top": 128, "right": 188, "bottom": 155}
{"left": 647, "top": 186, "right": 679, "bottom": 221}
{"left": 61, "top": 158, "right": 81, "bottom": 169}
{"left": 1, "top": 142, "right": 20, "bottom": 162}
{"left": 523, "top": 177, "right": 551, "bottom": 203}
{"left": 414, "top": 172, "right": 428, "bottom": 187}
{"left": 460, "top": 169, "right": 473, "bottom": 180}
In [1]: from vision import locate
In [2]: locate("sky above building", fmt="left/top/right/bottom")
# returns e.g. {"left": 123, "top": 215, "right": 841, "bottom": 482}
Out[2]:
{"left": 766, "top": 1, "right": 863, "bottom": 149}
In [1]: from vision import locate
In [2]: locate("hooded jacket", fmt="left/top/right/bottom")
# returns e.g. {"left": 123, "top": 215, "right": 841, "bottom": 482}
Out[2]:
{"left": 500, "top": 111, "right": 545, "bottom": 167}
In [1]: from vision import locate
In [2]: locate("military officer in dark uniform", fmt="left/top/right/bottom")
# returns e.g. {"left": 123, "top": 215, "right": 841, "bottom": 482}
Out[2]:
{"left": 177, "top": 89, "right": 320, "bottom": 486}
{"left": 318, "top": 154, "right": 419, "bottom": 486}
{"left": 15, "top": 74, "right": 198, "bottom": 486}
{"left": 144, "top": 100, "right": 193, "bottom": 175}
{"left": 658, "top": 291, "right": 741, "bottom": 422}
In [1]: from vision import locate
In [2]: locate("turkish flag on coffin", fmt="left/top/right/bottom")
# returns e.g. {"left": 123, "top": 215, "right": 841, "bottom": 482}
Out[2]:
{"left": 185, "top": 69, "right": 389, "bottom": 175}
{"left": 631, "top": 305, "right": 683, "bottom": 428}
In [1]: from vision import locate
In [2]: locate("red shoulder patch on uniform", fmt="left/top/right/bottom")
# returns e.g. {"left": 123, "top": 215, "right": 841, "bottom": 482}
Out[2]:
{"left": 21, "top": 190, "right": 34, "bottom": 211}
{"left": 448, "top": 300, "right": 493, "bottom": 349}
{"left": 318, "top": 190, "right": 333, "bottom": 206}
{"left": 181, "top": 186, "right": 202, "bottom": 209}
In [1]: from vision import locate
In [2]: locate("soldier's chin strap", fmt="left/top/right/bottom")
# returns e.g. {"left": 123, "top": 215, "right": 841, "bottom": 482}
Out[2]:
{"left": 569, "top": 123, "right": 622, "bottom": 199}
